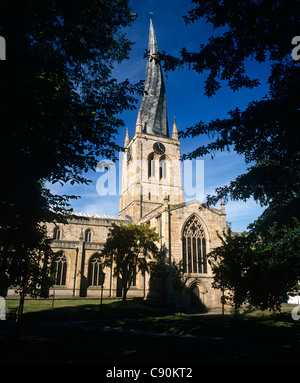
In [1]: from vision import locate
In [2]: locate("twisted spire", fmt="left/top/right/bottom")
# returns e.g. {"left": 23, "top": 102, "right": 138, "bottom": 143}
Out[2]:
{"left": 138, "top": 19, "right": 169, "bottom": 137}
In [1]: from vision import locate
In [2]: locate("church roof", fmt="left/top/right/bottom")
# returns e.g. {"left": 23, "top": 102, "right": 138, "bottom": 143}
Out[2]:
{"left": 73, "top": 212, "right": 131, "bottom": 221}
{"left": 138, "top": 19, "right": 169, "bottom": 137}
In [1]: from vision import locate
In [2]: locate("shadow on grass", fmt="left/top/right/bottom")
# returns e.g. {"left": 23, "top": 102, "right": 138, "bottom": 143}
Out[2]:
{"left": 18, "top": 298, "right": 175, "bottom": 323}
{"left": 112, "top": 311, "right": 300, "bottom": 345}
{"left": 1, "top": 315, "right": 300, "bottom": 363}
{"left": 1, "top": 300, "right": 300, "bottom": 363}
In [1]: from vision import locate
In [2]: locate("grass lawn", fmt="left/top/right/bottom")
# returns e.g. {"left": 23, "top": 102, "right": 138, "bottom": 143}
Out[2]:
{"left": 1, "top": 298, "right": 300, "bottom": 364}
{"left": 5, "top": 297, "right": 174, "bottom": 321}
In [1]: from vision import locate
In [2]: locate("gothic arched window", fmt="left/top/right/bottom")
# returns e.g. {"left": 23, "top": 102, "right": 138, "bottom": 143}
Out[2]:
{"left": 148, "top": 153, "right": 155, "bottom": 178}
{"left": 159, "top": 155, "right": 167, "bottom": 180}
{"left": 182, "top": 215, "right": 207, "bottom": 274}
{"left": 88, "top": 254, "right": 103, "bottom": 286}
{"left": 53, "top": 252, "right": 67, "bottom": 285}
{"left": 85, "top": 229, "right": 92, "bottom": 242}
{"left": 53, "top": 226, "right": 61, "bottom": 240}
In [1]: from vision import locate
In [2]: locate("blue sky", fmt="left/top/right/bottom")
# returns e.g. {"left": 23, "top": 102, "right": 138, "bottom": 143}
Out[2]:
{"left": 47, "top": 0, "right": 271, "bottom": 232}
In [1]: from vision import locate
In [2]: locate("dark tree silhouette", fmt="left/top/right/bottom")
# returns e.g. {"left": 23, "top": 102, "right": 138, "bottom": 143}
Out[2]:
{"left": 160, "top": 0, "right": 300, "bottom": 311}
{"left": 0, "top": 1, "right": 143, "bottom": 302}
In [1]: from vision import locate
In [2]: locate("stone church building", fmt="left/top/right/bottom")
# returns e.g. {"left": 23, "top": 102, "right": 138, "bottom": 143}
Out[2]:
{"left": 44, "top": 20, "right": 227, "bottom": 310}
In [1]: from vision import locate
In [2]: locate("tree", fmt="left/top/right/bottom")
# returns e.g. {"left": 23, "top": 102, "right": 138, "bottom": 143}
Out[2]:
{"left": 208, "top": 229, "right": 254, "bottom": 317}
{"left": 160, "top": 1, "right": 299, "bottom": 310}
{"left": 161, "top": 1, "right": 298, "bottom": 221}
{"left": 101, "top": 224, "right": 159, "bottom": 304}
{"left": 0, "top": 1, "right": 143, "bottom": 298}
{"left": 209, "top": 223, "right": 300, "bottom": 314}
{"left": 246, "top": 219, "right": 300, "bottom": 312}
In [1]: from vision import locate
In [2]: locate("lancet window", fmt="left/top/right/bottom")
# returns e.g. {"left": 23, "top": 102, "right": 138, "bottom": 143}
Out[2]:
{"left": 148, "top": 153, "right": 155, "bottom": 178}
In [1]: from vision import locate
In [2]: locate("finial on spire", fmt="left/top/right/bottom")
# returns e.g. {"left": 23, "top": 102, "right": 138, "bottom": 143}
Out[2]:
{"left": 220, "top": 198, "right": 225, "bottom": 213}
{"left": 149, "top": 11, "right": 154, "bottom": 19}
{"left": 172, "top": 116, "right": 178, "bottom": 140}
{"left": 124, "top": 127, "right": 130, "bottom": 147}
{"left": 135, "top": 109, "right": 142, "bottom": 134}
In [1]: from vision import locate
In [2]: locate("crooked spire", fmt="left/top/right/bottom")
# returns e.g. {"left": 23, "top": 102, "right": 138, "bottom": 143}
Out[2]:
{"left": 138, "top": 19, "right": 169, "bottom": 137}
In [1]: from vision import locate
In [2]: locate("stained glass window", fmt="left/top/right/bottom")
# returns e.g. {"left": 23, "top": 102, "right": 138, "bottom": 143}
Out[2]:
{"left": 182, "top": 215, "right": 207, "bottom": 274}
{"left": 88, "top": 254, "right": 103, "bottom": 286}
{"left": 53, "top": 253, "right": 67, "bottom": 285}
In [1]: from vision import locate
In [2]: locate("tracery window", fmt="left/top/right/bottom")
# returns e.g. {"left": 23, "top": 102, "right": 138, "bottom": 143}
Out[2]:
{"left": 53, "top": 252, "right": 67, "bottom": 285}
{"left": 182, "top": 215, "right": 207, "bottom": 274}
{"left": 88, "top": 254, "right": 103, "bottom": 286}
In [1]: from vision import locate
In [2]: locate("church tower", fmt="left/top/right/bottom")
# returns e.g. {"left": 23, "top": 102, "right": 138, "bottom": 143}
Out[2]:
{"left": 119, "top": 19, "right": 184, "bottom": 221}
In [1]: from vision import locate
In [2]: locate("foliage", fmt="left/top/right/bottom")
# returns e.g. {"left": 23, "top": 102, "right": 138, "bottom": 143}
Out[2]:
{"left": 101, "top": 224, "right": 159, "bottom": 303}
{"left": 160, "top": 0, "right": 299, "bottom": 222}
{"left": 209, "top": 222, "right": 300, "bottom": 314}
{"left": 208, "top": 229, "right": 253, "bottom": 316}
{"left": 160, "top": 0, "right": 299, "bottom": 312}
{"left": 0, "top": 1, "right": 143, "bottom": 297}
{"left": 246, "top": 219, "right": 300, "bottom": 311}
{"left": 0, "top": 182, "right": 57, "bottom": 300}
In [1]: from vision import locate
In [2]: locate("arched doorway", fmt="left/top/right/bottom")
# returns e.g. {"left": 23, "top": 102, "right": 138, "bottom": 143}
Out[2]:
{"left": 189, "top": 282, "right": 208, "bottom": 312}
{"left": 190, "top": 284, "right": 201, "bottom": 307}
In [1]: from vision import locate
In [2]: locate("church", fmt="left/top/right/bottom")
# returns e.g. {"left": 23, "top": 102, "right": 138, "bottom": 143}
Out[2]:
{"left": 42, "top": 20, "right": 227, "bottom": 310}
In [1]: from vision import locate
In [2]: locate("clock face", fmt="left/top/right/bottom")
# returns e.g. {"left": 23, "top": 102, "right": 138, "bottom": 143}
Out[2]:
{"left": 153, "top": 142, "right": 165, "bottom": 155}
